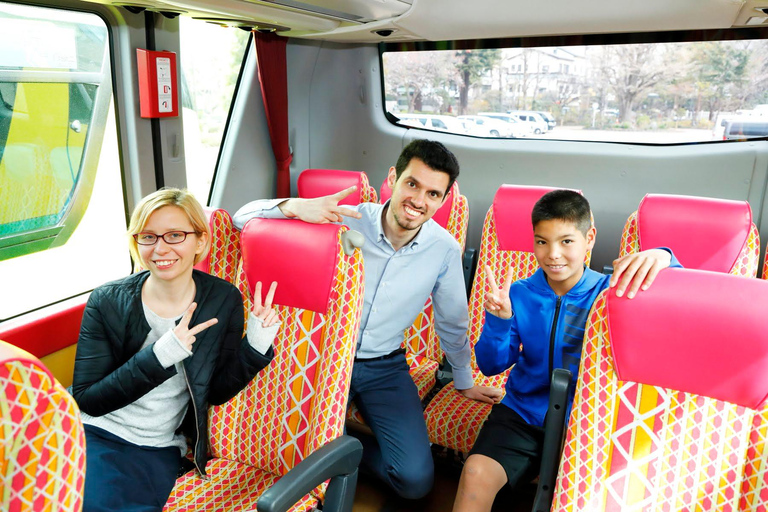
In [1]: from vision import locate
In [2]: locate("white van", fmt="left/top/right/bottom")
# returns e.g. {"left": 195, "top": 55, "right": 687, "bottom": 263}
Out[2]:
{"left": 507, "top": 111, "right": 550, "bottom": 134}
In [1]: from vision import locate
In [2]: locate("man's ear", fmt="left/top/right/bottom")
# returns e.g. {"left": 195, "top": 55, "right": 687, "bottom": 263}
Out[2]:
{"left": 386, "top": 166, "right": 397, "bottom": 188}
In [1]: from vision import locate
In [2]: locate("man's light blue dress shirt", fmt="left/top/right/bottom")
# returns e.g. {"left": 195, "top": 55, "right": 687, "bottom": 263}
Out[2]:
{"left": 233, "top": 199, "right": 473, "bottom": 390}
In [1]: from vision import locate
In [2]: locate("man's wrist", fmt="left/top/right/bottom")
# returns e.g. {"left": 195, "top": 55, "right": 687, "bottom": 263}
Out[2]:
{"left": 277, "top": 199, "right": 297, "bottom": 218}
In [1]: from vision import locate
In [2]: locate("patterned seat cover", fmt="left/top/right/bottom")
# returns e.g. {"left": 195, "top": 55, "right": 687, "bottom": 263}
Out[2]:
{"left": 164, "top": 219, "right": 364, "bottom": 512}
{"left": 0, "top": 340, "right": 86, "bottom": 512}
{"left": 552, "top": 269, "right": 768, "bottom": 511}
{"left": 619, "top": 193, "right": 759, "bottom": 277}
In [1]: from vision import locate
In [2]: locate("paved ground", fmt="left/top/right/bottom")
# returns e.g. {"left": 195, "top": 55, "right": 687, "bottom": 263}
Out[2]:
{"left": 528, "top": 125, "right": 716, "bottom": 144}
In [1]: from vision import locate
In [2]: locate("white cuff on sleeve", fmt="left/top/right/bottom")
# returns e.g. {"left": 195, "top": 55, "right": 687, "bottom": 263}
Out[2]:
{"left": 153, "top": 330, "right": 193, "bottom": 368}
{"left": 246, "top": 313, "right": 279, "bottom": 355}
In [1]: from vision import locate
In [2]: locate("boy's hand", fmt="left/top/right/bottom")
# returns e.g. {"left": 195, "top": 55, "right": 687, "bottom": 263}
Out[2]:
{"left": 278, "top": 186, "right": 363, "bottom": 224}
{"left": 459, "top": 385, "right": 503, "bottom": 404}
{"left": 610, "top": 249, "right": 672, "bottom": 299}
{"left": 484, "top": 265, "right": 514, "bottom": 319}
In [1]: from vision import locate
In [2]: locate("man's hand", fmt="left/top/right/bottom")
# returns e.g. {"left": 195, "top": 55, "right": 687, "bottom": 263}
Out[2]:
{"left": 278, "top": 186, "right": 363, "bottom": 224}
{"left": 484, "top": 265, "right": 514, "bottom": 319}
{"left": 610, "top": 248, "right": 672, "bottom": 298}
{"left": 459, "top": 385, "right": 504, "bottom": 404}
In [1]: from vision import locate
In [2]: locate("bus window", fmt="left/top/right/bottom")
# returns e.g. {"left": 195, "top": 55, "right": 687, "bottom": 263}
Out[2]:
{"left": 179, "top": 18, "right": 250, "bottom": 202}
{"left": 382, "top": 40, "right": 768, "bottom": 144}
{"left": 0, "top": 3, "right": 126, "bottom": 320}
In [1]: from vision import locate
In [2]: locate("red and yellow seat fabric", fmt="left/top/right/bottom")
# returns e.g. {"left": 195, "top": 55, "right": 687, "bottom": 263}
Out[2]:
{"left": 0, "top": 340, "right": 85, "bottom": 512}
{"left": 620, "top": 193, "right": 760, "bottom": 277}
{"left": 424, "top": 184, "right": 590, "bottom": 454}
{"left": 551, "top": 268, "right": 768, "bottom": 511}
{"left": 193, "top": 207, "right": 241, "bottom": 284}
{"left": 297, "top": 168, "right": 378, "bottom": 204}
{"left": 164, "top": 218, "right": 365, "bottom": 512}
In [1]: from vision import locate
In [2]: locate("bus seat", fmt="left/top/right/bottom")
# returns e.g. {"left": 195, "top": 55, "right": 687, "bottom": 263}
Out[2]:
{"left": 193, "top": 207, "right": 241, "bottom": 284}
{"left": 346, "top": 180, "right": 470, "bottom": 427}
{"left": 297, "top": 168, "right": 378, "bottom": 204}
{"left": 424, "top": 184, "right": 590, "bottom": 454}
{"left": 550, "top": 268, "right": 768, "bottom": 512}
{"left": 620, "top": 193, "right": 759, "bottom": 277}
{"left": 0, "top": 339, "right": 85, "bottom": 512}
{"left": 164, "top": 218, "right": 364, "bottom": 512}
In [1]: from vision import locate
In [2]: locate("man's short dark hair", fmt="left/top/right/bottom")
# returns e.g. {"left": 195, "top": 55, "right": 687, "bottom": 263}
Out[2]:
{"left": 531, "top": 190, "right": 592, "bottom": 235}
{"left": 394, "top": 139, "right": 460, "bottom": 193}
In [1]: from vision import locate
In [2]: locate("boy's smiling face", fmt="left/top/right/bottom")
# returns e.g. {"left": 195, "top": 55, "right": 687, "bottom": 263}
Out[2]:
{"left": 533, "top": 219, "right": 596, "bottom": 296}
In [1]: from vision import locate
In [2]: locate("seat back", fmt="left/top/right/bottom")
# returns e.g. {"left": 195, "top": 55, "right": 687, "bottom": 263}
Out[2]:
{"left": 552, "top": 269, "right": 768, "bottom": 511}
{"left": 0, "top": 340, "right": 85, "bottom": 512}
{"left": 209, "top": 218, "right": 364, "bottom": 477}
{"left": 193, "top": 207, "right": 241, "bottom": 284}
{"left": 619, "top": 193, "right": 759, "bottom": 277}
{"left": 297, "top": 168, "right": 378, "bottom": 204}
{"left": 469, "top": 185, "right": 591, "bottom": 380}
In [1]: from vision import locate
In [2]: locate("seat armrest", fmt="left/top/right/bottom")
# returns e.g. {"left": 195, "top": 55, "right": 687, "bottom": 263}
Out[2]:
{"left": 257, "top": 435, "right": 362, "bottom": 512}
{"left": 462, "top": 248, "right": 478, "bottom": 298}
{"left": 532, "top": 368, "right": 572, "bottom": 512}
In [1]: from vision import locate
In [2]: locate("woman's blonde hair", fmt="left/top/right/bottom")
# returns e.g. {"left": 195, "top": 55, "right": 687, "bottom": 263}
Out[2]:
{"left": 127, "top": 188, "right": 211, "bottom": 268}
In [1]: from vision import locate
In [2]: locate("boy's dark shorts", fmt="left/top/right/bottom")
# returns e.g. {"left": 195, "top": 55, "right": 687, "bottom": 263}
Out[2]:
{"left": 469, "top": 403, "right": 545, "bottom": 489}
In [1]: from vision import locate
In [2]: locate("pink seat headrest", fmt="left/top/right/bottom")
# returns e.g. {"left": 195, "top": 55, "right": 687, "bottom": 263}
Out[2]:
{"left": 493, "top": 185, "right": 580, "bottom": 252}
{"left": 380, "top": 179, "right": 458, "bottom": 230}
{"left": 297, "top": 169, "right": 364, "bottom": 206}
{"left": 241, "top": 219, "right": 342, "bottom": 314}
{"left": 637, "top": 194, "right": 752, "bottom": 273}
{"left": 608, "top": 268, "right": 768, "bottom": 409}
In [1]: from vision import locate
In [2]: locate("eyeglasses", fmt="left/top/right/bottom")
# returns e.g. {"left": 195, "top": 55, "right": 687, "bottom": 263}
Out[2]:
{"left": 133, "top": 231, "right": 197, "bottom": 245}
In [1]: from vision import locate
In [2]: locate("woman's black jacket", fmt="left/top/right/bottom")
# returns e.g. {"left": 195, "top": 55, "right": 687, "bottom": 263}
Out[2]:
{"left": 72, "top": 269, "right": 274, "bottom": 475}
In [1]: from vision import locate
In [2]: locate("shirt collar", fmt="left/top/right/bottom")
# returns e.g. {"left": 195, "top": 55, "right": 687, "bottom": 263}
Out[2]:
{"left": 377, "top": 199, "right": 425, "bottom": 251}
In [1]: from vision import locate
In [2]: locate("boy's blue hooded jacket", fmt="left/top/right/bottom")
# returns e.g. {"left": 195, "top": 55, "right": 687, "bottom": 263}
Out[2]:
{"left": 475, "top": 258, "right": 679, "bottom": 427}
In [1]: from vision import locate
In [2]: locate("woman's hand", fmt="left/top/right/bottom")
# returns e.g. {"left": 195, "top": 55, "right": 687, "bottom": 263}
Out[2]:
{"left": 173, "top": 302, "right": 218, "bottom": 351}
{"left": 252, "top": 281, "right": 279, "bottom": 327}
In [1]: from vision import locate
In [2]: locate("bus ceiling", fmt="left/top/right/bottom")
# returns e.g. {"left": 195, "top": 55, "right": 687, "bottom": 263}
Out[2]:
{"left": 70, "top": 0, "right": 768, "bottom": 43}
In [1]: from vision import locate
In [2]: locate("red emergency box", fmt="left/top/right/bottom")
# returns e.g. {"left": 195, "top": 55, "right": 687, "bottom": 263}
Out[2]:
{"left": 136, "top": 49, "right": 179, "bottom": 118}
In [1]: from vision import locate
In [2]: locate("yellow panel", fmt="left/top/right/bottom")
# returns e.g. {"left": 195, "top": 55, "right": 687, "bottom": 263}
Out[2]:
{"left": 40, "top": 344, "right": 77, "bottom": 388}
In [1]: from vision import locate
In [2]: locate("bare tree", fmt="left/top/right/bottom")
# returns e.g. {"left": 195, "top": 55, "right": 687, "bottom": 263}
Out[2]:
{"left": 601, "top": 45, "right": 667, "bottom": 124}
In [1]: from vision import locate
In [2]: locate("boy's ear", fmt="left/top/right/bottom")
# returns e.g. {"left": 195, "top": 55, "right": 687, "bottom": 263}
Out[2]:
{"left": 585, "top": 225, "right": 597, "bottom": 250}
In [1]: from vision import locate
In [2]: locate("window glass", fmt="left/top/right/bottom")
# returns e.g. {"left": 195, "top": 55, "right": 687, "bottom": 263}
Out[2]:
{"left": 0, "top": 3, "right": 128, "bottom": 319}
{"left": 382, "top": 41, "right": 768, "bottom": 144}
{"left": 0, "top": 4, "right": 107, "bottom": 238}
{"left": 179, "top": 19, "right": 250, "bottom": 202}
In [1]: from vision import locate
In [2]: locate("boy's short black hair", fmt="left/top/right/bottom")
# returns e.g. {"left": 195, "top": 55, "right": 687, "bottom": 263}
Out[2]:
{"left": 394, "top": 139, "right": 460, "bottom": 193}
{"left": 531, "top": 190, "right": 592, "bottom": 235}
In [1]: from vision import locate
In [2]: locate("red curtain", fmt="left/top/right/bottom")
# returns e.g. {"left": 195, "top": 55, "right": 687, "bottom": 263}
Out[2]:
{"left": 254, "top": 32, "right": 292, "bottom": 197}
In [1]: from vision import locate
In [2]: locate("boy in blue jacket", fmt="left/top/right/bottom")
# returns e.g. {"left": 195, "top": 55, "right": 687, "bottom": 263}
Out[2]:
{"left": 452, "top": 190, "right": 680, "bottom": 512}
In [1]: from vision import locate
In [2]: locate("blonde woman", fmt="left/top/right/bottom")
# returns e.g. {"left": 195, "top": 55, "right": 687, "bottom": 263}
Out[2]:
{"left": 72, "top": 188, "right": 278, "bottom": 512}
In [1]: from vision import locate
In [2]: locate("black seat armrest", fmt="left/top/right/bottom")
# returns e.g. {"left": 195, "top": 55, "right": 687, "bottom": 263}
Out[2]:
{"left": 531, "top": 368, "right": 572, "bottom": 512}
{"left": 257, "top": 435, "right": 362, "bottom": 512}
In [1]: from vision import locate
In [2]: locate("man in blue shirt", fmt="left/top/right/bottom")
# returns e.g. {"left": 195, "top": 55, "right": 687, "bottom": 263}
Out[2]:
{"left": 234, "top": 140, "right": 502, "bottom": 499}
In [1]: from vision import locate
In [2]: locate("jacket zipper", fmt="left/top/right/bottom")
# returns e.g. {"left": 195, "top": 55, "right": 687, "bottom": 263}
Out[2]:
{"left": 548, "top": 296, "right": 562, "bottom": 379}
{"left": 181, "top": 364, "right": 209, "bottom": 480}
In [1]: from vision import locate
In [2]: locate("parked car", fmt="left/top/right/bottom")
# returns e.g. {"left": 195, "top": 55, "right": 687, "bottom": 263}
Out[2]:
{"left": 458, "top": 115, "right": 523, "bottom": 138}
{"left": 537, "top": 112, "right": 557, "bottom": 131}
{"left": 396, "top": 113, "right": 467, "bottom": 134}
{"left": 507, "top": 111, "right": 550, "bottom": 134}
{"left": 477, "top": 112, "right": 529, "bottom": 137}
{"left": 723, "top": 119, "right": 768, "bottom": 141}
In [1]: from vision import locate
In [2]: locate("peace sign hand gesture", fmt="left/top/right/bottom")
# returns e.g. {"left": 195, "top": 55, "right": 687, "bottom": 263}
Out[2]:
{"left": 484, "top": 265, "right": 514, "bottom": 319}
{"left": 173, "top": 302, "right": 219, "bottom": 351}
{"left": 252, "top": 281, "right": 279, "bottom": 327}
{"left": 278, "top": 186, "right": 363, "bottom": 224}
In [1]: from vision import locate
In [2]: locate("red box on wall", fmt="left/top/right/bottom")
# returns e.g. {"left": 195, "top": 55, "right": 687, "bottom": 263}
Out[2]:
{"left": 136, "top": 48, "right": 179, "bottom": 118}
